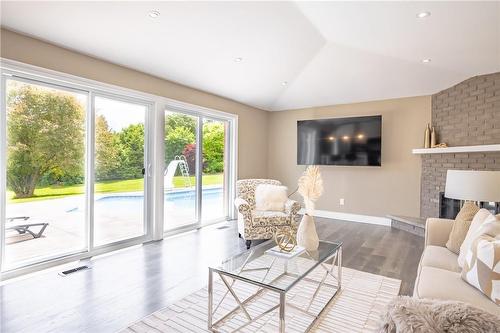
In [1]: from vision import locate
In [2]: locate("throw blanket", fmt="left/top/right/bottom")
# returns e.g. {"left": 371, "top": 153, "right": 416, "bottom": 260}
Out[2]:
{"left": 379, "top": 296, "right": 500, "bottom": 333}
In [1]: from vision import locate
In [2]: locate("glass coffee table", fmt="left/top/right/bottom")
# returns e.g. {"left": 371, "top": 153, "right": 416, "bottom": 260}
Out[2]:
{"left": 208, "top": 240, "right": 342, "bottom": 332}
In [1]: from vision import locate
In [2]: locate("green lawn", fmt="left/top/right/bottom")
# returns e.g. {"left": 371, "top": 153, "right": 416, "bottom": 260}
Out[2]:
{"left": 7, "top": 174, "right": 223, "bottom": 203}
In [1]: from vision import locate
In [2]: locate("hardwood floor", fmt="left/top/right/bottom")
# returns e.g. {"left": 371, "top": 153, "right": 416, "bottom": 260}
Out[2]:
{"left": 0, "top": 218, "right": 424, "bottom": 333}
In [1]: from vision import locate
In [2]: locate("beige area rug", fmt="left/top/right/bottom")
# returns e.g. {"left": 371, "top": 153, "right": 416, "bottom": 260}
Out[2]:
{"left": 121, "top": 263, "right": 401, "bottom": 333}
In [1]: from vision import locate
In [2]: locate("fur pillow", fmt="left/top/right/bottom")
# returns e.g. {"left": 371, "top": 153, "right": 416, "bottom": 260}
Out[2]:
{"left": 459, "top": 209, "right": 494, "bottom": 267}
{"left": 461, "top": 214, "right": 500, "bottom": 305}
{"left": 378, "top": 296, "right": 500, "bottom": 333}
{"left": 446, "top": 202, "right": 480, "bottom": 254}
{"left": 254, "top": 184, "right": 288, "bottom": 212}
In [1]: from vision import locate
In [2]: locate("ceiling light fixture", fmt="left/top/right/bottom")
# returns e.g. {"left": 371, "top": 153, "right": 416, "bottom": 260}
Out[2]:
{"left": 281, "top": 81, "right": 288, "bottom": 86}
{"left": 234, "top": 57, "right": 243, "bottom": 63}
{"left": 149, "top": 10, "right": 160, "bottom": 18}
{"left": 416, "top": 11, "right": 431, "bottom": 19}
{"left": 422, "top": 58, "right": 431, "bottom": 63}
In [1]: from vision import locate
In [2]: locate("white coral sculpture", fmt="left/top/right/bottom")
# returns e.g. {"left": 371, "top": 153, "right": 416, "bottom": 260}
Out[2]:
{"left": 298, "top": 165, "right": 324, "bottom": 215}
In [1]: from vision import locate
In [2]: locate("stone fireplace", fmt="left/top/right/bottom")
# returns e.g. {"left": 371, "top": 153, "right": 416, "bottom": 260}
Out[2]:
{"left": 420, "top": 72, "right": 500, "bottom": 218}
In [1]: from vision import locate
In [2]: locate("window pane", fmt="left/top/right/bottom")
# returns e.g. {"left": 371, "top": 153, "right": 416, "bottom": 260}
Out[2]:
{"left": 94, "top": 96, "right": 146, "bottom": 246}
{"left": 4, "top": 79, "right": 87, "bottom": 269}
{"left": 164, "top": 111, "right": 198, "bottom": 230}
{"left": 202, "top": 118, "right": 227, "bottom": 222}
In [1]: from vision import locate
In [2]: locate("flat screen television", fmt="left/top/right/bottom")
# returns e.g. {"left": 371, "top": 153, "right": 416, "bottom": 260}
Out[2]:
{"left": 297, "top": 115, "right": 382, "bottom": 166}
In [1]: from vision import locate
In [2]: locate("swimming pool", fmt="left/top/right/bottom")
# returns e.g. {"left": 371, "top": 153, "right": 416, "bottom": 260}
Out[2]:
{"left": 68, "top": 186, "right": 225, "bottom": 221}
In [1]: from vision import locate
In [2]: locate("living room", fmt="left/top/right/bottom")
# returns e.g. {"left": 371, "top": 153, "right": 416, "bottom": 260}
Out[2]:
{"left": 0, "top": 1, "right": 499, "bottom": 332}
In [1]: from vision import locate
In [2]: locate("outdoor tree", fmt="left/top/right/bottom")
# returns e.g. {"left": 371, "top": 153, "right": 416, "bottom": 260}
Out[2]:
{"left": 165, "top": 126, "right": 195, "bottom": 163}
{"left": 202, "top": 122, "right": 224, "bottom": 173}
{"left": 95, "top": 115, "right": 120, "bottom": 180}
{"left": 7, "top": 85, "right": 85, "bottom": 198}
{"left": 117, "top": 123, "right": 145, "bottom": 179}
{"left": 182, "top": 143, "right": 197, "bottom": 175}
{"left": 165, "top": 113, "right": 196, "bottom": 136}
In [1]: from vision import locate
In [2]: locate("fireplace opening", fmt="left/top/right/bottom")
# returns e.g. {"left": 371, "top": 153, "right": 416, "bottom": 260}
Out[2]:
{"left": 439, "top": 192, "right": 500, "bottom": 219}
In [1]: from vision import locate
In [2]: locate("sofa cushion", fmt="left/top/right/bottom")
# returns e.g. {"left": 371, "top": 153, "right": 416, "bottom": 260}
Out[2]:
{"left": 415, "top": 266, "right": 500, "bottom": 316}
{"left": 420, "top": 245, "right": 460, "bottom": 272}
{"left": 446, "top": 202, "right": 479, "bottom": 254}
{"left": 458, "top": 209, "right": 493, "bottom": 268}
{"left": 461, "top": 215, "right": 500, "bottom": 305}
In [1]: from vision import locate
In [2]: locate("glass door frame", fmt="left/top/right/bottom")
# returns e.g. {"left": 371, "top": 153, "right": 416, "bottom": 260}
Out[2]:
{"left": 0, "top": 61, "right": 155, "bottom": 277}
{"left": 162, "top": 104, "right": 237, "bottom": 235}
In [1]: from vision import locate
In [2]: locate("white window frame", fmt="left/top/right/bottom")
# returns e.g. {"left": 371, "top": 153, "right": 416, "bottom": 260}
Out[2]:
{"left": 0, "top": 58, "right": 238, "bottom": 280}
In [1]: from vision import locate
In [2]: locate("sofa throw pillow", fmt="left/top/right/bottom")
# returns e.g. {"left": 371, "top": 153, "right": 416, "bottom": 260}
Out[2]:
{"left": 459, "top": 209, "right": 497, "bottom": 268}
{"left": 446, "top": 202, "right": 480, "bottom": 254}
{"left": 461, "top": 215, "right": 500, "bottom": 305}
{"left": 255, "top": 184, "right": 288, "bottom": 212}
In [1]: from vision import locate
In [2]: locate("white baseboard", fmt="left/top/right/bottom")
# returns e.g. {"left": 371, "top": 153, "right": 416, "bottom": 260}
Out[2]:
{"left": 299, "top": 208, "right": 391, "bottom": 226}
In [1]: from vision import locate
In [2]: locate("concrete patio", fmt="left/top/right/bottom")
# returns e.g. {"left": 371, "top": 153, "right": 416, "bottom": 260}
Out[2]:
{"left": 5, "top": 187, "right": 225, "bottom": 269}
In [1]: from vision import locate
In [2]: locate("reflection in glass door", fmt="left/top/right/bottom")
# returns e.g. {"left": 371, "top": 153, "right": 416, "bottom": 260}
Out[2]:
{"left": 93, "top": 96, "right": 148, "bottom": 246}
{"left": 163, "top": 111, "right": 198, "bottom": 231}
{"left": 4, "top": 78, "right": 87, "bottom": 269}
{"left": 202, "top": 118, "right": 227, "bottom": 223}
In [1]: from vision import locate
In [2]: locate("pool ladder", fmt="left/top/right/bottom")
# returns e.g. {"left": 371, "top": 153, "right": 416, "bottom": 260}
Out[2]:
{"left": 175, "top": 155, "right": 192, "bottom": 188}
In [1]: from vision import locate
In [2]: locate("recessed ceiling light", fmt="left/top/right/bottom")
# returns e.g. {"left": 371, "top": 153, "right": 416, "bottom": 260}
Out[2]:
{"left": 281, "top": 81, "right": 288, "bottom": 86}
{"left": 422, "top": 58, "right": 431, "bottom": 63}
{"left": 416, "top": 11, "right": 431, "bottom": 19}
{"left": 234, "top": 57, "right": 243, "bottom": 63}
{"left": 149, "top": 10, "right": 160, "bottom": 18}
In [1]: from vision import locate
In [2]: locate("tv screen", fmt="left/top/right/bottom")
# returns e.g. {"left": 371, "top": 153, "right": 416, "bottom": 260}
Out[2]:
{"left": 297, "top": 115, "right": 382, "bottom": 166}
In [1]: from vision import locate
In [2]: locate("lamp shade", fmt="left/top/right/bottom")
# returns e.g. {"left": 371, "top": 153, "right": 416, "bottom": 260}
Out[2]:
{"left": 445, "top": 170, "right": 500, "bottom": 202}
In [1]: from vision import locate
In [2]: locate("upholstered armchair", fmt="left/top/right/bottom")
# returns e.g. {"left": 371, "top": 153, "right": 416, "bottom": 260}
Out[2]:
{"left": 235, "top": 179, "right": 301, "bottom": 249}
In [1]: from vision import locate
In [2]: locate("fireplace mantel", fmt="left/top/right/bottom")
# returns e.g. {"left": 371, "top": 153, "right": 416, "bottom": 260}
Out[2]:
{"left": 412, "top": 144, "right": 500, "bottom": 155}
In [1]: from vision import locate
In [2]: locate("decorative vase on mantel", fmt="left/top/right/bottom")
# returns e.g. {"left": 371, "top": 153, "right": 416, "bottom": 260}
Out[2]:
{"left": 297, "top": 213, "right": 319, "bottom": 251}
{"left": 424, "top": 124, "right": 431, "bottom": 148}
{"left": 296, "top": 165, "right": 324, "bottom": 251}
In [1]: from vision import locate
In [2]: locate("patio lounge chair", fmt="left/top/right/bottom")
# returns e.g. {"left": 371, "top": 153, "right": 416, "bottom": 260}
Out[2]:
{"left": 6, "top": 216, "right": 49, "bottom": 239}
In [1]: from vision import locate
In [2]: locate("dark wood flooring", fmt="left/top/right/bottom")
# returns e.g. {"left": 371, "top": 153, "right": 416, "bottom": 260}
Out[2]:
{"left": 0, "top": 218, "right": 424, "bottom": 333}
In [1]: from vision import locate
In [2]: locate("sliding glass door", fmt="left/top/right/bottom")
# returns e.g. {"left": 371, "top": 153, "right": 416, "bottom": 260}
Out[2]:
{"left": 3, "top": 78, "right": 88, "bottom": 269}
{"left": 163, "top": 111, "right": 199, "bottom": 231}
{"left": 93, "top": 96, "right": 148, "bottom": 246}
{"left": 201, "top": 118, "right": 227, "bottom": 223}
{"left": 1, "top": 74, "right": 152, "bottom": 272}
{"left": 0, "top": 62, "right": 236, "bottom": 275}
{"left": 163, "top": 110, "right": 230, "bottom": 232}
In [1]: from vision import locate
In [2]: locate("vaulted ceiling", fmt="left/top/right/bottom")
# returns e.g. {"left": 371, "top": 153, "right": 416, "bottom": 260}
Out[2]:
{"left": 1, "top": 1, "right": 499, "bottom": 111}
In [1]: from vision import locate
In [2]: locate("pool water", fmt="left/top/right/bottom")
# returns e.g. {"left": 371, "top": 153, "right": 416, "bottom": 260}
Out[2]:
{"left": 69, "top": 187, "right": 225, "bottom": 223}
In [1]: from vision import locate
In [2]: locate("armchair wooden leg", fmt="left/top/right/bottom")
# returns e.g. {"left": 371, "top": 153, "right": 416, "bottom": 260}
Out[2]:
{"left": 245, "top": 240, "right": 252, "bottom": 249}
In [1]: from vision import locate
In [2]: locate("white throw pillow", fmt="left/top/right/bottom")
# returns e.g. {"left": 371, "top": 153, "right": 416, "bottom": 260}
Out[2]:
{"left": 255, "top": 184, "right": 288, "bottom": 212}
{"left": 458, "top": 209, "right": 496, "bottom": 267}
{"left": 473, "top": 214, "right": 500, "bottom": 238}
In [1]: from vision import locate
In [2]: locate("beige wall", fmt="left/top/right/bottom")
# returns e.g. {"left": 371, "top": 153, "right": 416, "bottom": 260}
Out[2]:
{"left": 268, "top": 96, "right": 431, "bottom": 218}
{"left": 0, "top": 28, "right": 269, "bottom": 179}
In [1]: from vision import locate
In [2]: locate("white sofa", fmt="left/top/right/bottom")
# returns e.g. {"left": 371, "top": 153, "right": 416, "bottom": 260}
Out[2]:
{"left": 414, "top": 217, "right": 499, "bottom": 316}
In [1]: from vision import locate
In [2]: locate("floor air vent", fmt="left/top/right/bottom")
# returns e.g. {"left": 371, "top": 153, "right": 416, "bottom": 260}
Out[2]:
{"left": 59, "top": 265, "right": 90, "bottom": 276}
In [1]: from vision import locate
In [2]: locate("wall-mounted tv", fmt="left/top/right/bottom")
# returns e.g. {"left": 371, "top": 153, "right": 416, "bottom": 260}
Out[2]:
{"left": 297, "top": 115, "right": 382, "bottom": 166}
